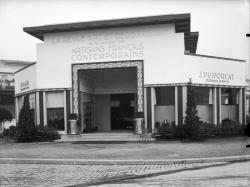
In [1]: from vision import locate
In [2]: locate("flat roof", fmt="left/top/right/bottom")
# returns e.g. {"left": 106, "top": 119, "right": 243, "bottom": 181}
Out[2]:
{"left": 0, "top": 59, "right": 34, "bottom": 66}
{"left": 23, "top": 13, "right": 198, "bottom": 53}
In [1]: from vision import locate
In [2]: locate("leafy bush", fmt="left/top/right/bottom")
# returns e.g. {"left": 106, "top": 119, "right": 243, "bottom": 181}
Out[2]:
{"left": 2, "top": 126, "right": 17, "bottom": 138}
{"left": 247, "top": 115, "right": 250, "bottom": 125}
{"left": 3, "top": 94, "right": 61, "bottom": 143}
{"left": 201, "top": 123, "right": 216, "bottom": 137}
{"left": 245, "top": 123, "right": 250, "bottom": 137}
{"left": 35, "top": 126, "right": 61, "bottom": 142}
{"left": 215, "top": 118, "right": 245, "bottom": 136}
{"left": 3, "top": 125, "right": 60, "bottom": 142}
{"left": 16, "top": 94, "right": 36, "bottom": 142}
{"left": 154, "top": 119, "right": 245, "bottom": 141}
{"left": 184, "top": 79, "right": 203, "bottom": 140}
{"left": 0, "top": 108, "right": 12, "bottom": 124}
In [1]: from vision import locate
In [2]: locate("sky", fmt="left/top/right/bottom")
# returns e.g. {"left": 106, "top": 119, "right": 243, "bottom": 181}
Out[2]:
{"left": 0, "top": 0, "right": 249, "bottom": 66}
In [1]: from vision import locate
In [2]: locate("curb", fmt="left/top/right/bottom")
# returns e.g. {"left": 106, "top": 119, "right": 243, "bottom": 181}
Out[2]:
{"left": 0, "top": 155, "right": 250, "bottom": 165}
{"left": 79, "top": 162, "right": 228, "bottom": 187}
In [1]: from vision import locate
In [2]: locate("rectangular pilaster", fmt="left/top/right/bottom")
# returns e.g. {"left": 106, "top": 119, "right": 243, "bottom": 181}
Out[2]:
{"left": 175, "top": 86, "right": 178, "bottom": 125}
{"left": 177, "top": 86, "right": 183, "bottom": 125}
{"left": 238, "top": 89, "right": 243, "bottom": 124}
{"left": 39, "top": 92, "right": 44, "bottom": 126}
{"left": 144, "top": 87, "right": 147, "bottom": 131}
{"left": 43, "top": 91, "right": 47, "bottom": 126}
{"left": 64, "top": 90, "right": 67, "bottom": 134}
{"left": 35, "top": 92, "right": 40, "bottom": 126}
{"left": 213, "top": 87, "right": 217, "bottom": 125}
{"left": 243, "top": 89, "right": 246, "bottom": 125}
{"left": 70, "top": 90, "right": 73, "bottom": 113}
{"left": 217, "top": 88, "right": 221, "bottom": 124}
{"left": 15, "top": 97, "right": 19, "bottom": 122}
{"left": 146, "top": 87, "right": 152, "bottom": 132}
{"left": 151, "top": 87, "right": 155, "bottom": 131}
{"left": 182, "top": 86, "right": 187, "bottom": 124}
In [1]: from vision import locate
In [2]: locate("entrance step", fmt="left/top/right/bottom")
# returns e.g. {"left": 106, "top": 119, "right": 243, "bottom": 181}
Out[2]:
{"left": 56, "top": 133, "right": 155, "bottom": 142}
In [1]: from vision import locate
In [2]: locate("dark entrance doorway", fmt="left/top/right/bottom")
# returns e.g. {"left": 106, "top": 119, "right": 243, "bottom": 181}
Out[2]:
{"left": 110, "top": 93, "right": 135, "bottom": 130}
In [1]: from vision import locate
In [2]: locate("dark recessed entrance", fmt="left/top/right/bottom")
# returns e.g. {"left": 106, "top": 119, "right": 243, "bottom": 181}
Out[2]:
{"left": 111, "top": 93, "right": 135, "bottom": 130}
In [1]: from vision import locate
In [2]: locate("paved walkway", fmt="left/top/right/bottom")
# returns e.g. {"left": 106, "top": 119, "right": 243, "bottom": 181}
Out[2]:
{"left": 0, "top": 137, "right": 250, "bottom": 186}
{"left": 1, "top": 137, "right": 250, "bottom": 160}
{"left": 0, "top": 162, "right": 225, "bottom": 187}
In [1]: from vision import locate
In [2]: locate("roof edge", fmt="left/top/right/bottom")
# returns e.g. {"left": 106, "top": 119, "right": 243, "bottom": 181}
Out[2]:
{"left": 23, "top": 13, "right": 191, "bottom": 41}
{"left": 185, "top": 52, "right": 245, "bottom": 62}
{"left": 14, "top": 62, "right": 36, "bottom": 74}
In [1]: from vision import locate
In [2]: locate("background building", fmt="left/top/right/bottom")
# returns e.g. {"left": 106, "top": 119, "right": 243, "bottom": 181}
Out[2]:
{"left": 0, "top": 60, "right": 32, "bottom": 131}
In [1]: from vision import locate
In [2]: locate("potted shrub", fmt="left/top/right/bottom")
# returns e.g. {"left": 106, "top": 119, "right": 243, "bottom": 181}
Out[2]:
{"left": 154, "top": 121, "right": 161, "bottom": 134}
{"left": 134, "top": 112, "right": 144, "bottom": 134}
{"left": 68, "top": 113, "right": 78, "bottom": 134}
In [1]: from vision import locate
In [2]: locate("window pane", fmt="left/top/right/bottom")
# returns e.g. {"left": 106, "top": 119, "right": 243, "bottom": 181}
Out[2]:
{"left": 155, "top": 87, "right": 175, "bottom": 106}
{"left": 47, "top": 108, "right": 64, "bottom": 130}
{"left": 46, "top": 91, "right": 64, "bottom": 108}
{"left": 221, "top": 88, "right": 238, "bottom": 105}
{"left": 193, "top": 87, "right": 211, "bottom": 105}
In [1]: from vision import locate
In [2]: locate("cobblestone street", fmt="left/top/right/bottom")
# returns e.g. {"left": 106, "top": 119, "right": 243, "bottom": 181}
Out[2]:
{"left": 0, "top": 162, "right": 222, "bottom": 186}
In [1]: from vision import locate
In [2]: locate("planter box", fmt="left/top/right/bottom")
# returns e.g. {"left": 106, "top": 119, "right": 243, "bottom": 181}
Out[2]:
{"left": 69, "top": 119, "right": 78, "bottom": 134}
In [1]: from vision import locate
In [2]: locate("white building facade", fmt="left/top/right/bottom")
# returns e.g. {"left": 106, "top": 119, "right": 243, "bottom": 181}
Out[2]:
{"left": 15, "top": 14, "right": 247, "bottom": 134}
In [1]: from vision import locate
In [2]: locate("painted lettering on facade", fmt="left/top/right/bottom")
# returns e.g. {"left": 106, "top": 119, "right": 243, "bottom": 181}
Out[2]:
{"left": 199, "top": 71, "right": 234, "bottom": 84}
{"left": 20, "top": 81, "right": 29, "bottom": 91}
{"left": 71, "top": 42, "right": 144, "bottom": 62}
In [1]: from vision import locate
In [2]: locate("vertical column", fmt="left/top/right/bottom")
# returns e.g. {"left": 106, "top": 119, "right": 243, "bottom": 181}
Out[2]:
{"left": 144, "top": 87, "right": 147, "bottom": 131}
{"left": 213, "top": 87, "right": 217, "bottom": 125}
{"left": 66, "top": 90, "right": 71, "bottom": 133}
{"left": 151, "top": 87, "right": 155, "bottom": 131}
{"left": 15, "top": 96, "right": 19, "bottom": 122}
{"left": 39, "top": 92, "right": 44, "bottom": 126}
{"left": 63, "top": 90, "right": 67, "bottom": 134}
{"left": 217, "top": 88, "right": 222, "bottom": 124}
{"left": 70, "top": 90, "right": 73, "bottom": 114}
{"left": 35, "top": 92, "right": 40, "bottom": 126}
{"left": 177, "top": 87, "right": 183, "bottom": 125}
{"left": 243, "top": 89, "right": 246, "bottom": 125}
{"left": 146, "top": 87, "right": 152, "bottom": 132}
{"left": 174, "top": 86, "right": 178, "bottom": 125}
{"left": 182, "top": 86, "right": 187, "bottom": 124}
{"left": 238, "top": 88, "right": 243, "bottom": 124}
{"left": 43, "top": 91, "right": 47, "bottom": 126}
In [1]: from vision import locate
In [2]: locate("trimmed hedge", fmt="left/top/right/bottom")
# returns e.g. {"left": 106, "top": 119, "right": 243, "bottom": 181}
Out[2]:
{"left": 154, "top": 119, "right": 245, "bottom": 140}
{"left": 2, "top": 125, "right": 60, "bottom": 142}
{"left": 244, "top": 123, "right": 250, "bottom": 137}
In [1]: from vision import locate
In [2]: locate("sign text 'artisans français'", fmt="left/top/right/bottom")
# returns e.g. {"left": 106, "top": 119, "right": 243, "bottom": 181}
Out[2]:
{"left": 71, "top": 43, "right": 144, "bottom": 62}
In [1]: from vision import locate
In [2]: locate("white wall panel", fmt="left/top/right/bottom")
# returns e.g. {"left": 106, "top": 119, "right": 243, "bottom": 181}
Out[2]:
{"left": 154, "top": 105, "right": 175, "bottom": 123}
{"left": 15, "top": 64, "right": 36, "bottom": 94}
{"left": 184, "top": 55, "right": 246, "bottom": 86}
{"left": 36, "top": 24, "right": 185, "bottom": 89}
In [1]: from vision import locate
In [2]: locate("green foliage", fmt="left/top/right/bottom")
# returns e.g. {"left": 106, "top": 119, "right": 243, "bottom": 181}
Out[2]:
{"left": 3, "top": 125, "right": 60, "bottom": 142}
{"left": 184, "top": 79, "right": 202, "bottom": 140}
{"left": 245, "top": 123, "right": 250, "bottom": 137}
{"left": 3, "top": 126, "right": 17, "bottom": 138}
{"left": 1, "top": 95, "right": 60, "bottom": 143}
{"left": 16, "top": 94, "right": 36, "bottom": 142}
{"left": 0, "top": 108, "right": 12, "bottom": 123}
{"left": 154, "top": 120, "right": 245, "bottom": 141}
{"left": 35, "top": 126, "right": 61, "bottom": 142}
{"left": 216, "top": 118, "right": 245, "bottom": 136}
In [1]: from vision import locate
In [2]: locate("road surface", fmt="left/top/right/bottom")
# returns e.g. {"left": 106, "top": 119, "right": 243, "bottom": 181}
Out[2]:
{"left": 95, "top": 161, "right": 250, "bottom": 187}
